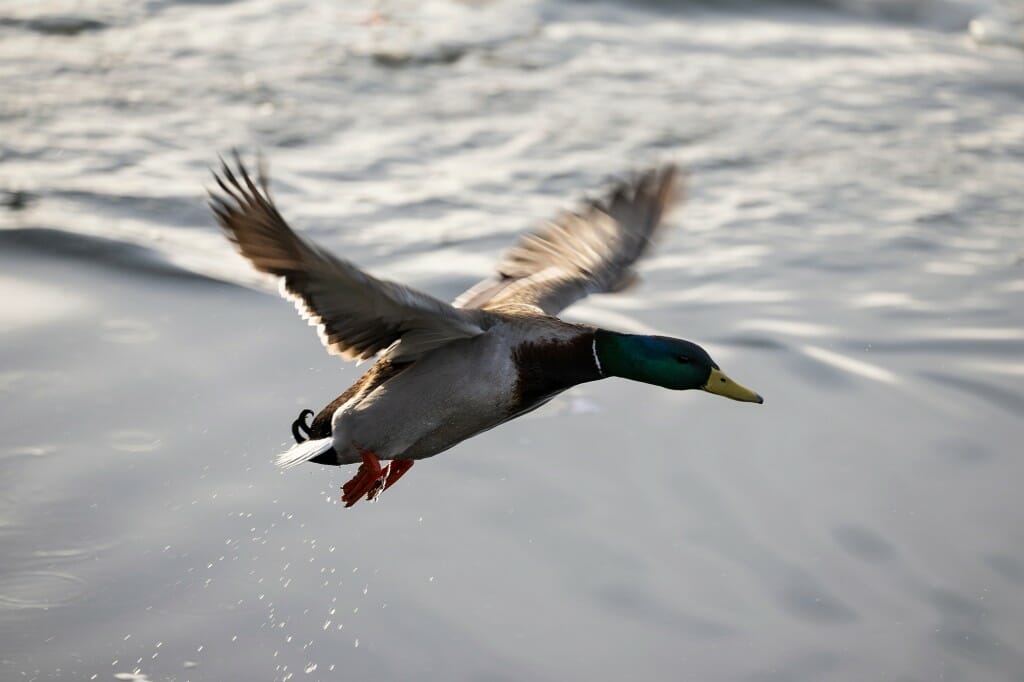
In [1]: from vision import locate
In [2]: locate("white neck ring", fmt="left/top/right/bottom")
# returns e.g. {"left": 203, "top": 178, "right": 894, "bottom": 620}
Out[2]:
{"left": 591, "top": 336, "right": 604, "bottom": 377}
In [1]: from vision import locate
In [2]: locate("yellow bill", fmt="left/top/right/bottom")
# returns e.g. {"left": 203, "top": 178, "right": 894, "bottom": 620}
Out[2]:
{"left": 702, "top": 367, "right": 764, "bottom": 404}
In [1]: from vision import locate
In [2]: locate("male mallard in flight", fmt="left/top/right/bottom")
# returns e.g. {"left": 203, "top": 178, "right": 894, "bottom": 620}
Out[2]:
{"left": 209, "top": 155, "right": 762, "bottom": 508}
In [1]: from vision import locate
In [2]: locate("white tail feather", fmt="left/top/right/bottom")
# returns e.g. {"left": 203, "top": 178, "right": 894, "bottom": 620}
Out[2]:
{"left": 275, "top": 437, "right": 333, "bottom": 469}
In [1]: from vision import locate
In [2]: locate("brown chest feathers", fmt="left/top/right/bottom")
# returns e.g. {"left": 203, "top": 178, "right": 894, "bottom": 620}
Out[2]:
{"left": 511, "top": 331, "right": 603, "bottom": 411}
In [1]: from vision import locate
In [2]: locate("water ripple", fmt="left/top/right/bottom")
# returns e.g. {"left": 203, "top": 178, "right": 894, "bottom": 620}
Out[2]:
{"left": 108, "top": 430, "right": 163, "bottom": 454}
{"left": 0, "top": 571, "right": 87, "bottom": 612}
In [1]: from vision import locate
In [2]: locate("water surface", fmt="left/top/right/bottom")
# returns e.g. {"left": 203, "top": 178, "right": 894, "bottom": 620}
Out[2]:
{"left": 2, "top": 1, "right": 1023, "bottom": 680}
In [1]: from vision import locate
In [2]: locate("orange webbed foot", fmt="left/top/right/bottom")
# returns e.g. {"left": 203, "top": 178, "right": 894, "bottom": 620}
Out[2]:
{"left": 341, "top": 449, "right": 384, "bottom": 508}
{"left": 340, "top": 451, "right": 414, "bottom": 508}
{"left": 383, "top": 459, "right": 413, "bottom": 492}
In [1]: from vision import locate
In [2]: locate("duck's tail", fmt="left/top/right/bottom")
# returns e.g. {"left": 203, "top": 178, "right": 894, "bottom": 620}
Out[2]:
{"left": 291, "top": 409, "right": 315, "bottom": 443}
{"left": 276, "top": 437, "right": 334, "bottom": 470}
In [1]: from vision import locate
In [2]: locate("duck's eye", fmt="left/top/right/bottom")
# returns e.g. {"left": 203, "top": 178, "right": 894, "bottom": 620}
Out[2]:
{"left": 676, "top": 356, "right": 690, "bottom": 364}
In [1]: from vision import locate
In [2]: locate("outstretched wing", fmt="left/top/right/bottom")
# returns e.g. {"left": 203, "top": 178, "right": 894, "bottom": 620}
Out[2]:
{"left": 454, "top": 165, "right": 682, "bottom": 316}
{"left": 209, "top": 154, "right": 487, "bottom": 363}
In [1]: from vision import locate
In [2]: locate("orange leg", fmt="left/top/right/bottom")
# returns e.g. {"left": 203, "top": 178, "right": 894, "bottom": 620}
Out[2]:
{"left": 341, "top": 449, "right": 384, "bottom": 508}
{"left": 340, "top": 451, "right": 415, "bottom": 508}
{"left": 383, "top": 459, "right": 414, "bottom": 491}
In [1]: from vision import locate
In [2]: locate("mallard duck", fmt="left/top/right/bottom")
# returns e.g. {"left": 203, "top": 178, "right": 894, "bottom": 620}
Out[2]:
{"left": 209, "top": 155, "right": 762, "bottom": 508}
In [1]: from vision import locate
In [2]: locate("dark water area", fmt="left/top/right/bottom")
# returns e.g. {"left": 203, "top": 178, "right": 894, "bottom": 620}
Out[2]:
{"left": 2, "top": 0, "right": 1024, "bottom": 680}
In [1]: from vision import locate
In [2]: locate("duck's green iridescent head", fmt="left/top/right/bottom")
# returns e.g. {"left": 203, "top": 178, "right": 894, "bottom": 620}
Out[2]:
{"left": 593, "top": 330, "right": 763, "bottom": 403}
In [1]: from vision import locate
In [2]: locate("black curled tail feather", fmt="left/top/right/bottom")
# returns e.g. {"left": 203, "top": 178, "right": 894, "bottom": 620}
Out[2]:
{"left": 291, "top": 409, "right": 314, "bottom": 444}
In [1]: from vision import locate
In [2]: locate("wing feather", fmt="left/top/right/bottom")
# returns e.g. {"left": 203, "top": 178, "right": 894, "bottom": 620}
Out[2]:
{"left": 210, "top": 153, "right": 487, "bottom": 363}
{"left": 454, "top": 165, "right": 682, "bottom": 315}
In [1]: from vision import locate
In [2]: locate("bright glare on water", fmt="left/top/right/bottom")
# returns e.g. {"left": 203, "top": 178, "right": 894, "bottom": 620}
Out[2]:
{"left": 1, "top": 0, "right": 1023, "bottom": 680}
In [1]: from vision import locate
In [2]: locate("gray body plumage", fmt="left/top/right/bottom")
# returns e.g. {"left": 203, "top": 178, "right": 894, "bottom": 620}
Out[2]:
{"left": 331, "top": 316, "right": 592, "bottom": 463}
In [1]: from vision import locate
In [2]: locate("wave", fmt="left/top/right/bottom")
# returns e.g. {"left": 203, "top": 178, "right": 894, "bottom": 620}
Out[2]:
{"left": 572, "top": 0, "right": 1004, "bottom": 29}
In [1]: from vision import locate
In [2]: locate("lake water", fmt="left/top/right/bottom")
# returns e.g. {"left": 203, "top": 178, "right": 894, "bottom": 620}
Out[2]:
{"left": 2, "top": 0, "right": 1023, "bottom": 680}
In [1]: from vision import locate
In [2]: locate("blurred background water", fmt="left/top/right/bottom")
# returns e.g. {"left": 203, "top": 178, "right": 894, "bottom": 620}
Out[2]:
{"left": 1, "top": 0, "right": 1023, "bottom": 680}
